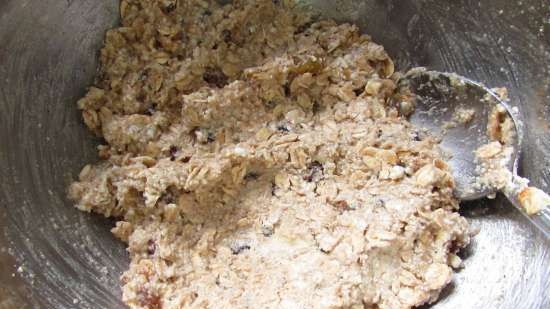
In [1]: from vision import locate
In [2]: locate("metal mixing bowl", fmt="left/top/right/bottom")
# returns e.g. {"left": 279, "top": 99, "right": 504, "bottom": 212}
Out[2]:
{"left": 1, "top": 1, "right": 548, "bottom": 308}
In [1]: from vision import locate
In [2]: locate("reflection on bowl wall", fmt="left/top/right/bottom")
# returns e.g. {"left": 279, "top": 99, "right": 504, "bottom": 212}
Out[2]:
{"left": 0, "top": 1, "right": 548, "bottom": 309}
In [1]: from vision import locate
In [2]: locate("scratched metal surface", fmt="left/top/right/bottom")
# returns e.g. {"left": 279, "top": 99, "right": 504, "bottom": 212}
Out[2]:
{"left": 0, "top": 1, "right": 548, "bottom": 309}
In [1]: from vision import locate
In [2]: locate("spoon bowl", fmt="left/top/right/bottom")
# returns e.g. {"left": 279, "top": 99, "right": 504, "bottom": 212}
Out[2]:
{"left": 399, "top": 69, "right": 520, "bottom": 200}
{"left": 399, "top": 69, "right": 549, "bottom": 237}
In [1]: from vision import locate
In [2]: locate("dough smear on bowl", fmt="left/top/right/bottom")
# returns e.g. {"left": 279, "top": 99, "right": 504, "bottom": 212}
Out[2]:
{"left": 68, "top": 1, "right": 471, "bottom": 308}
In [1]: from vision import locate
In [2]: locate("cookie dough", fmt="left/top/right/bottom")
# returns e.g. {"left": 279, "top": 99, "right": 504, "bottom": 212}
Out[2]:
{"left": 69, "top": 1, "right": 471, "bottom": 308}
{"left": 475, "top": 100, "right": 549, "bottom": 215}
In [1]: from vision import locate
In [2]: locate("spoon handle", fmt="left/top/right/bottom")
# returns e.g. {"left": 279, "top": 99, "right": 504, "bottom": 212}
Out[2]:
{"left": 503, "top": 188, "right": 550, "bottom": 238}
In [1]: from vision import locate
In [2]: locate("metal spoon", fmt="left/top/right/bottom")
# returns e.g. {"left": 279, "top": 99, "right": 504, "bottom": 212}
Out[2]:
{"left": 398, "top": 69, "right": 550, "bottom": 237}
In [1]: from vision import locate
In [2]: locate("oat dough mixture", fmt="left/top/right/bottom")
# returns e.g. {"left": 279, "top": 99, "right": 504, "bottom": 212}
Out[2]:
{"left": 69, "top": 1, "right": 472, "bottom": 308}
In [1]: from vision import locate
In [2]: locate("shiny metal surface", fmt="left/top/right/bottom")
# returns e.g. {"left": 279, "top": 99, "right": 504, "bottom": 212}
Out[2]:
{"left": 401, "top": 69, "right": 550, "bottom": 237}
{"left": 401, "top": 70, "right": 522, "bottom": 200}
{"left": 0, "top": 1, "right": 548, "bottom": 309}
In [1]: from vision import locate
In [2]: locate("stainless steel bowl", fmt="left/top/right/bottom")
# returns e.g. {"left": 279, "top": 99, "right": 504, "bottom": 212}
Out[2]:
{"left": 1, "top": 1, "right": 548, "bottom": 308}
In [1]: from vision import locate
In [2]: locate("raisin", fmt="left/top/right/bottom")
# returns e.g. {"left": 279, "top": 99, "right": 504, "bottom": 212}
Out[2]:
{"left": 160, "top": 191, "right": 175, "bottom": 204}
{"left": 144, "top": 107, "right": 155, "bottom": 116}
{"left": 312, "top": 101, "right": 320, "bottom": 113}
{"left": 206, "top": 131, "right": 216, "bottom": 143}
{"left": 264, "top": 100, "right": 277, "bottom": 109}
{"left": 147, "top": 239, "right": 156, "bottom": 255}
{"left": 169, "top": 145, "right": 178, "bottom": 161}
{"left": 271, "top": 182, "right": 277, "bottom": 196}
{"left": 303, "top": 161, "right": 323, "bottom": 182}
{"left": 283, "top": 82, "right": 291, "bottom": 97}
{"left": 411, "top": 131, "right": 422, "bottom": 141}
{"left": 276, "top": 124, "right": 290, "bottom": 133}
{"left": 244, "top": 172, "right": 260, "bottom": 181}
{"left": 153, "top": 39, "right": 162, "bottom": 49}
{"left": 230, "top": 243, "right": 251, "bottom": 255}
{"left": 203, "top": 67, "right": 228, "bottom": 88}
{"left": 221, "top": 29, "right": 232, "bottom": 43}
